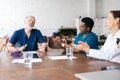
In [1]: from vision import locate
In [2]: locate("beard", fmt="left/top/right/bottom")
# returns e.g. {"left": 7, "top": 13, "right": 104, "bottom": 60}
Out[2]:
{"left": 25, "top": 24, "right": 34, "bottom": 30}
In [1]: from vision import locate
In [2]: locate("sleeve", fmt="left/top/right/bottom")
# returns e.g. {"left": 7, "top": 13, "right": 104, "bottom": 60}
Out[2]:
{"left": 9, "top": 31, "right": 18, "bottom": 45}
{"left": 85, "top": 35, "right": 98, "bottom": 49}
{"left": 37, "top": 30, "right": 45, "bottom": 43}
{"left": 88, "top": 47, "right": 120, "bottom": 60}
{"left": 87, "top": 36, "right": 120, "bottom": 60}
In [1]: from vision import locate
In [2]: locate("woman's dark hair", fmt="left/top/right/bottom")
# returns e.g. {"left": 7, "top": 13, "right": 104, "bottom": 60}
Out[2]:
{"left": 81, "top": 17, "right": 94, "bottom": 32}
{"left": 110, "top": 10, "right": 120, "bottom": 18}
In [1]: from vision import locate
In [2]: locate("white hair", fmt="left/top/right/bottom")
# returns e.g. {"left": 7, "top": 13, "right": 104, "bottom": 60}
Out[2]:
{"left": 25, "top": 15, "right": 35, "bottom": 20}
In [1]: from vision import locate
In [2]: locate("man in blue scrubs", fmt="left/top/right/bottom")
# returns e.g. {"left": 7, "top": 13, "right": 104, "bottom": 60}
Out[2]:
{"left": 7, "top": 16, "right": 46, "bottom": 57}
{"left": 62, "top": 17, "right": 98, "bottom": 54}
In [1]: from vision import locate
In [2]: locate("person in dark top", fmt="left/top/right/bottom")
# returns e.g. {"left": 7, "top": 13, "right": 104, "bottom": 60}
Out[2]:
{"left": 7, "top": 16, "right": 46, "bottom": 58}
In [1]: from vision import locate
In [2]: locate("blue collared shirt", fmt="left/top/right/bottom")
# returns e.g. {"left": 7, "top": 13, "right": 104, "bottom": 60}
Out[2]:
{"left": 9, "top": 28, "right": 45, "bottom": 51}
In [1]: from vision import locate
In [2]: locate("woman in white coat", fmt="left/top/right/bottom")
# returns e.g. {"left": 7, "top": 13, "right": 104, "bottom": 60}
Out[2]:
{"left": 73, "top": 10, "right": 120, "bottom": 63}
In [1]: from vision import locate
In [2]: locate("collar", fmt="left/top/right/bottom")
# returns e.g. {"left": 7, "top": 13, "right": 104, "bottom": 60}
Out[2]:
{"left": 113, "top": 30, "right": 120, "bottom": 38}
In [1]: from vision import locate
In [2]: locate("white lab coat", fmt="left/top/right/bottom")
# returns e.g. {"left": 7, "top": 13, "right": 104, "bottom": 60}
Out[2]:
{"left": 87, "top": 30, "right": 120, "bottom": 63}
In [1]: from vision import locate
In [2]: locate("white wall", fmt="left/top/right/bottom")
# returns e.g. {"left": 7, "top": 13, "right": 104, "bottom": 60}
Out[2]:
{"left": 103, "top": 0, "right": 120, "bottom": 17}
{"left": 96, "top": 0, "right": 120, "bottom": 18}
{"left": 87, "top": 0, "right": 96, "bottom": 18}
{"left": 95, "top": 0, "right": 120, "bottom": 36}
{"left": 96, "top": 0, "right": 104, "bottom": 18}
{"left": 93, "top": 18, "right": 111, "bottom": 37}
{"left": 0, "top": 0, "right": 88, "bottom": 37}
{"left": 0, "top": 0, "right": 120, "bottom": 37}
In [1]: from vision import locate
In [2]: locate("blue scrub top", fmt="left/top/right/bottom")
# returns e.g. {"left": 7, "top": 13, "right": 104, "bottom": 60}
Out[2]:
{"left": 9, "top": 28, "right": 45, "bottom": 51}
{"left": 74, "top": 32, "right": 98, "bottom": 54}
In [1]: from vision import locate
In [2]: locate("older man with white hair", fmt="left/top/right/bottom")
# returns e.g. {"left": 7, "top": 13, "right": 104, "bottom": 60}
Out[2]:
{"left": 7, "top": 16, "right": 46, "bottom": 58}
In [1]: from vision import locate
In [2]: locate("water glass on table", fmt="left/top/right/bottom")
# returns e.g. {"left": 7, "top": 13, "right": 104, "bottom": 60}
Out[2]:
{"left": 23, "top": 52, "right": 33, "bottom": 69}
{"left": 66, "top": 48, "right": 73, "bottom": 60}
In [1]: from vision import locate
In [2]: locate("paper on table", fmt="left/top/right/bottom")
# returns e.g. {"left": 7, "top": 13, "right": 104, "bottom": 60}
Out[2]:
{"left": 12, "top": 58, "right": 42, "bottom": 64}
{"left": 22, "top": 51, "right": 38, "bottom": 54}
{"left": 48, "top": 56, "right": 77, "bottom": 60}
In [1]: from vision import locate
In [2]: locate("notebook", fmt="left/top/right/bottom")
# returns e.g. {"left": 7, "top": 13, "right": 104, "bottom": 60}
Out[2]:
{"left": 74, "top": 70, "right": 120, "bottom": 80}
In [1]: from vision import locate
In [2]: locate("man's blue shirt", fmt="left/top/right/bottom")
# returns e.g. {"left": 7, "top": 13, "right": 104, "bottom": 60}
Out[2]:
{"left": 9, "top": 28, "right": 45, "bottom": 51}
{"left": 74, "top": 32, "right": 98, "bottom": 54}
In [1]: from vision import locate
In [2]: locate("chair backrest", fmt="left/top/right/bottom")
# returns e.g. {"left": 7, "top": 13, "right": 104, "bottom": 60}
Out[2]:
{"left": 43, "top": 36, "right": 48, "bottom": 42}
{"left": 0, "top": 37, "right": 9, "bottom": 52}
{"left": 48, "top": 37, "right": 63, "bottom": 49}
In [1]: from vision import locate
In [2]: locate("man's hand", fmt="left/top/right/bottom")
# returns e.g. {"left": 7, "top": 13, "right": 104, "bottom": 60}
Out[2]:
{"left": 70, "top": 43, "right": 80, "bottom": 52}
{"left": 7, "top": 43, "right": 27, "bottom": 53}
{"left": 37, "top": 50, "right": 46, "bottom": 58}
{"left": 18, "top": 44, "right": 27, "bottom": 51}
{"left": 38, "top": 43, "right": 47, "bottom": 52}
{"left": 37, "top": 43, "right": 47, "bottom": 58}
{"left": 76, "top": 42, "right": 90, "bottom": 53}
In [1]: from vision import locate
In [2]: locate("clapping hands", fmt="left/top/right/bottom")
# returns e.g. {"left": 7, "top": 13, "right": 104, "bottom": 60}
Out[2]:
{"left": 71, "top": 42, "right": 90, "bottom": 53}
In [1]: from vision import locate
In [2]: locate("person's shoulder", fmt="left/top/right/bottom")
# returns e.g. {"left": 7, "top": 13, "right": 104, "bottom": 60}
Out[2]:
{"left": 107, "top": 33, "right": 112, "bottom": 37}
{"left": 87, "top": 32, "right": 98, "bottom": 39}
{"left": 77, "top": 33, "right": 83, "bottom": 36}
{"left": 32, "top": 29, "right": 42, "bottom": 33}
{"left": 15, "top": 28, "right": 24, "bottom": 33}
{"left": 33, "top": 28, "right": 40, "bottom": 32}
{"left": 75, "top": 33, "right": 82, "bottom": 39}
{"left": 89, "top": 32, "right": 97, "bottom": 36}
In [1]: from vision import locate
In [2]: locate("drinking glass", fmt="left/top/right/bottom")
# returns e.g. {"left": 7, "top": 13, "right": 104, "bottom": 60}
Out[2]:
{"left": 23, "top": 52, "right": 33, "bottom": 69}
{"left": 66, "top": 48, "right": 73, "bottom": 60}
